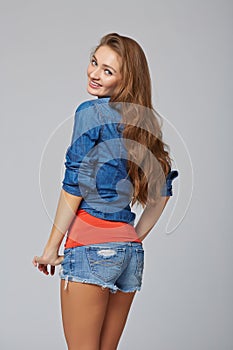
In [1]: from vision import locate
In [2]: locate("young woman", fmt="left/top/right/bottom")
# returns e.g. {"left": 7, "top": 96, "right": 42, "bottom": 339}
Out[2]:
{"left": 33, "top": 33, "right": 178, "bottom": 350}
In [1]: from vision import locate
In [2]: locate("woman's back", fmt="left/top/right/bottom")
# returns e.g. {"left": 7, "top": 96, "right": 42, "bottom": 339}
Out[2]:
{"left": 62, "top": 97, "right": 136, "bottom": 224}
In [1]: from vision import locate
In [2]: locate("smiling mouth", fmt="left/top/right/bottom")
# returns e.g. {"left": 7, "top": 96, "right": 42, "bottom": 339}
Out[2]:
{"left": 89, "top": 80, "right": 102, "bottom": 88}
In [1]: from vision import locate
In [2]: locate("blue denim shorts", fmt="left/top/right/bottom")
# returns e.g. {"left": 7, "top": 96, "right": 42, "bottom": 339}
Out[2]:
{"left": 59, "top": 241, "right": 144, "bottom": 293}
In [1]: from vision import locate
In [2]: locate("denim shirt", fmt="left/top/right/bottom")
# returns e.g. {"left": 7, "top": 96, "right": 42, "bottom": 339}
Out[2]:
{"left": 62, "top": 97, "right": 178, "bottom": 226}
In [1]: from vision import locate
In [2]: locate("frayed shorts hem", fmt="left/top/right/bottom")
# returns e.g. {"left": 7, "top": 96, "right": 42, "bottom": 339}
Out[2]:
{"left": 60, "top": 275, "right": 141, "bottom": 294}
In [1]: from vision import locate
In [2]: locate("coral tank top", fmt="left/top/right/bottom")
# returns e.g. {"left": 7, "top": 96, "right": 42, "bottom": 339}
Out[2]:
{"left": 64, "top": 209, "right": 141, "bottom": 248}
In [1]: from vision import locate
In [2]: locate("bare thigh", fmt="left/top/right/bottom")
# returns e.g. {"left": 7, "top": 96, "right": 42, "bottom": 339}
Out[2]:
{"left": 60, "top": 280, "right": 110, "bottom": 350}
{"left": 100, "top": 290, "right": 137, "bottom": 350}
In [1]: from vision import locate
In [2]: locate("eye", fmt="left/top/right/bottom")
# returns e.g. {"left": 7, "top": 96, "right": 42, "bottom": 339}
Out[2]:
{"left": 91, "top": 58, "right": 97, "bottom": 66}
{"left": 104, "top": 69, "right": 113, "bottom": 76}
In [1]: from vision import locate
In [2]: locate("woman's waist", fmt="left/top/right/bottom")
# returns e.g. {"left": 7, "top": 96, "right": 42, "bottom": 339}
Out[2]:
{"left": 66, "top": 209, "right": 139, "bottom": 246}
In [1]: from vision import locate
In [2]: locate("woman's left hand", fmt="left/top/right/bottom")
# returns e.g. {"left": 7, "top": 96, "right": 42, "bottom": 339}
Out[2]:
{"left": 32, "top": 251, "right": 64, "bottom": 276}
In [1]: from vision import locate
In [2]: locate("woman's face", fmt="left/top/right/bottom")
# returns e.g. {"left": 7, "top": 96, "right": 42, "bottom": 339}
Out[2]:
{"left": 87, "top": 45, "right": 122, "bottom": 98}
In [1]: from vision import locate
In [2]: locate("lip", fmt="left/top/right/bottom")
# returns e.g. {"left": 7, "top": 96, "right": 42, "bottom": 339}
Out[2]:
{"left": 89, "top": 80, "right": 102, "bottom": 89}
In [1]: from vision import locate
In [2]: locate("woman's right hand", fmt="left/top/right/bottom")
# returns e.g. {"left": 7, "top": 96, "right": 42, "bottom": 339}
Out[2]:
{"left": 32, "top": 250, "right": 64, "bottom": 276}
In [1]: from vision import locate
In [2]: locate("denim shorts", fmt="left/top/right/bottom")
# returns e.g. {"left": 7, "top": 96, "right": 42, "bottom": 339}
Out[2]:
{"left": 59, "top": 241, "right": 144, "bottom": 294}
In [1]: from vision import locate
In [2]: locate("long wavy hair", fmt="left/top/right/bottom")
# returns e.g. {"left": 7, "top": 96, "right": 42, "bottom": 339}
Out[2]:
{"left": 94, "top": 33, "right": 172, "bottom": 207}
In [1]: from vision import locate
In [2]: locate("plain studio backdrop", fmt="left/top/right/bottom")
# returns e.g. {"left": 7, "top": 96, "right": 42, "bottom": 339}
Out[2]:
{"left": 1, "top": 0, "right": 232, "bottom": 349}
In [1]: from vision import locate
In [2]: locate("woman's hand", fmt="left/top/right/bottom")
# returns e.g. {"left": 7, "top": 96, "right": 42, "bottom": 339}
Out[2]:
{"left": 32, "top": 250, "right": 64, "bottom": 276}
{"left": 32, "top": 190, "right": 82, "bottom": 276}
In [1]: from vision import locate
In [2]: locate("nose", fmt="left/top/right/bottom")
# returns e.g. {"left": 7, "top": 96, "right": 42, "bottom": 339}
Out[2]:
{"left": 89, "top": 66, "right": 101, "bottom": 80}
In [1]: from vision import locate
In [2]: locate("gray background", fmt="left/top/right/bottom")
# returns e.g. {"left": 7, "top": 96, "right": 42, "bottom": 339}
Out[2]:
{"left": 1, "top": 0, "right": 232, "bottom": 349}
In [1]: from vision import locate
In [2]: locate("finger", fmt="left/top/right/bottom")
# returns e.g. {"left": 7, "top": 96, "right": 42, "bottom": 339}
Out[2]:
{"left": 43, "top": 265, "right": 49, "bottom": 275}
{"left": 49, "top": 256, "right": 63, "bottom": 267}
{"left": 38, "top": 263, "right": 44, "bottom": 272}
{"left": 32, "top": 256, "right": 39, "bottom": 266}
{"left": 50, "top": 265, "right": 55, "bottom": 275}
{"left": 58, "top": 255, "right": 64, "bottom": 265}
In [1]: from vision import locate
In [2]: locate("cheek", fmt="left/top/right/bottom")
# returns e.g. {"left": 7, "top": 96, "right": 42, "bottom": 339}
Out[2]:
{"left": 105, "top": 77, "right": 120, "bottom": 90}
{"left": 87, "top": 64, "right": 92, "bottom": 76}
{"left": 110, "top": 79, "right": 122, "bottom": 92}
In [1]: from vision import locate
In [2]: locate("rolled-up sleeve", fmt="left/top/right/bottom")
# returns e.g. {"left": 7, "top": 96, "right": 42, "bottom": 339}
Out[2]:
{"left": 62, "top": 101, "right": 102, "bottom": 197}
{"left": 161, "top": 170, "right": 179, "bottom": 196}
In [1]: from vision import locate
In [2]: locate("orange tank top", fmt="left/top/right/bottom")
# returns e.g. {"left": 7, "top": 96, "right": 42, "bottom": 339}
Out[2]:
{"left": 64, "top": 209, "right": 141, "bottom": 248}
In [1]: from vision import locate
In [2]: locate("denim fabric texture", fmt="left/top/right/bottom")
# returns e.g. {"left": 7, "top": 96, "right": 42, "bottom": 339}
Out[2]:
{"left": 62, "top": 97, "right": 178, "bottom": 225}
{"left": 59, "top": 242, "right": 144, "bottom": 293}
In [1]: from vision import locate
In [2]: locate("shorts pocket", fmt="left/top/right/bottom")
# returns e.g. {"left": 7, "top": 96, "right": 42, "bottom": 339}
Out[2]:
{"left": 85, "top": 246, "right": 126, "bottom": 282}
{"left": 135, "top": 248, "right": 144, "bottom": 283}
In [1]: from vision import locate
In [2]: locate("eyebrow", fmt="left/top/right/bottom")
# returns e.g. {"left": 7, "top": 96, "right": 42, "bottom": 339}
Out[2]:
{"left": 92, "top": 55, "right": 117, "bottom": 73}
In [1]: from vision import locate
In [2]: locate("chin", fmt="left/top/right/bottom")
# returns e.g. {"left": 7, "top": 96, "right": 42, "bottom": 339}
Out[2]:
{"left": 87, "top": 87, "right": 99, "bottom": 97}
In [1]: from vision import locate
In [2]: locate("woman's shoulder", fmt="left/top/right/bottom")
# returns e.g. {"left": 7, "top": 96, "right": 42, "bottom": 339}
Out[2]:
{"left": 72, "top": 98, "right": 111, "bottom": 132}
{"left": 75, "top": 97, "right": 110, "bottom": 113}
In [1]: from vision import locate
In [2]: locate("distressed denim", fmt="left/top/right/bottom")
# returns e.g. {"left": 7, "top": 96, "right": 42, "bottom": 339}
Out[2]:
{"left": 62, "top": 97, "right": 178, "bottom": 225}
{"left": 59, "top": 241, "right": 144, "bottom": 293}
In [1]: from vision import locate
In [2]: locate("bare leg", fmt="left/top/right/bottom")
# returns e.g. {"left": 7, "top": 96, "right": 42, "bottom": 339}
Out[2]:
{"left": 100, "top": 290, "right": 137, "bottom": 350}
{"left": 60, "top": 280, "right": 110, "bottom": 350}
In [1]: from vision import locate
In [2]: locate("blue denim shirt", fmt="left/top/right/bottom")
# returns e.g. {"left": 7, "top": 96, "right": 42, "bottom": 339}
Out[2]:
{"left": 62, "top": 97, "right": 178, "bottom": 225}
